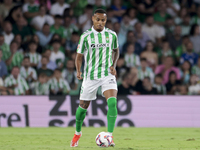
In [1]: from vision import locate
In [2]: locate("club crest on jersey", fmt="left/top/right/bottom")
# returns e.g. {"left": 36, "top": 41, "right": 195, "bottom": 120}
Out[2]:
{"left": 106, "top": 37, "right": 109, "bottom": 41}
{"left": 90, "top": 43, "right": 109, "bottom": 48}
{"left": 91, "top": 38, "right": 95, "bottom": 43}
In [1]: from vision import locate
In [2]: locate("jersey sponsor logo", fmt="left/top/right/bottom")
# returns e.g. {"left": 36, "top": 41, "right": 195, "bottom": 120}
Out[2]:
{"left": 90, "top": 43, "right": 109, "bottom": 48}
{"left": 91, "top": 44, "right": 95, "bottom": 48}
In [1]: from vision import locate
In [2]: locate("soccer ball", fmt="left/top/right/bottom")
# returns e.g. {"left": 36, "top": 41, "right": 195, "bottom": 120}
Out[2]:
{"left": 95, "top": 132, "right": 112, "bottom": 147}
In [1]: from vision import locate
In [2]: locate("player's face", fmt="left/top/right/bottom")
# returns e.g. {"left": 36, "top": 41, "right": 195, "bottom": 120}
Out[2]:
{"left": 92, "top": 13, "right": 107, "bottom": 32}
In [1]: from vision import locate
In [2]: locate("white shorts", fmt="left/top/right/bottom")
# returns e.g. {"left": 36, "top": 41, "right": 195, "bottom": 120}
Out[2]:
{"left": 79, "top": 75, "right": 118, "bottom": 101}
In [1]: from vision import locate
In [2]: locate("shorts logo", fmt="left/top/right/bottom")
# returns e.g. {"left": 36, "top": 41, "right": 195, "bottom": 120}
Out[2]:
{"left": 109, "top": 79, "right": 115, "bottom": 84}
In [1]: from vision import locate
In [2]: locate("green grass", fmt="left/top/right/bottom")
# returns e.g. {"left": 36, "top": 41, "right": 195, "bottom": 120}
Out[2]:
{"left": 0, "top": 127, "right": 200, "bottom": 150}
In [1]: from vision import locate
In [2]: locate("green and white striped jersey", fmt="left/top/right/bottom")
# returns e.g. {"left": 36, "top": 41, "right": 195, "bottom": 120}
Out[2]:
{"left": 28, "top": 52, "right": 41, "bottom": 65}
{"left": 153, "top": 84, "right": 166, "bottom": 95}
{"left": 137, "top": 67, "right": 155, "bottom": 83}
{"left": 7, "top": 51, "right": 24, "bottom": 71}
{"left": 77, "top": 27, "right": 119, "bottom": 80}
{"left": 4, "top": 75, "right": 29, "bottom": 95}
{"left": 192, "top": 65, "right": 200, "bottom": 78}
{"left": 62, "top": 69, "right": 78, "bottom": 85}
{"left": 124, "top": 53, "right": 140, "bottom": 68}
{"left": 20, "top": 66, "right": 37, "bottom": 82}
{"left": 49, "top": 77, "right": 71, "bottom": 94}
{"left": 30, "top": 81, "right": 49, "bottom": 95}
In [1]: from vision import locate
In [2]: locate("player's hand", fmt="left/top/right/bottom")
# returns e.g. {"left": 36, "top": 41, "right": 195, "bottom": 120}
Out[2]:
{"left": 77, "top": 71, "right": 83, "bottom": 80}
{"left": 110, "top": 66, "right": 116, "bottom": 76}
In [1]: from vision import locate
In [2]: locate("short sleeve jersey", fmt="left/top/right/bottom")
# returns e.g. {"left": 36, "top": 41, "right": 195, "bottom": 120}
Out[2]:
{"left": 77, "top": 27, "right": 119, "bottom": 80}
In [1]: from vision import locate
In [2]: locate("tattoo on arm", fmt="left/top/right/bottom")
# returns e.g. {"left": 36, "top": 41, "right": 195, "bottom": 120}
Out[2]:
{"left": 79, "top": 100, "right": 90, "bottom": 109}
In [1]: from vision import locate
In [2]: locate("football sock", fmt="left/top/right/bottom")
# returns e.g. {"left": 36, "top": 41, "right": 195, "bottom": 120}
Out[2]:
{"left": 107, "top": 97, "right": 117, "bottom": 133}
{"left": 76, "top": 106, "right": 87, "bottom": 132}
{"left": 75, "top": 131, "right": 81, "bottom": 135}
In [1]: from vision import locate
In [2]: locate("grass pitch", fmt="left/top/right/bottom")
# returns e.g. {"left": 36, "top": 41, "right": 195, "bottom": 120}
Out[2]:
{"left": 0, "top": 127, "right": 200, "bottom": 150}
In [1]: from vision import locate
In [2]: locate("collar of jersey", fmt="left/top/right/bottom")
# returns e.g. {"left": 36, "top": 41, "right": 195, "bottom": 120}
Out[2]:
{"left": 92, "top": 26, "right": 105, "bottom": 35}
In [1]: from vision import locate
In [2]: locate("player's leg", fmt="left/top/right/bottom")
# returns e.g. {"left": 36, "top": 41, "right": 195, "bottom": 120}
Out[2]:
{"left": 103, "top": 89, "right": 117, "bottom": 147}
{"left": 76, "top": 100, "right": 90, "bottom": 134}
{"left": 101, "top": 75, "right": 118, "bottom": 147}
{"left": 70, "top": 100, "right": 90, "bottom": 147}
{"left": 71, "top": 79, "right": 99, "bottom": 147}
{"left": 103, "top": 89, "right": 118, "bottom": 135}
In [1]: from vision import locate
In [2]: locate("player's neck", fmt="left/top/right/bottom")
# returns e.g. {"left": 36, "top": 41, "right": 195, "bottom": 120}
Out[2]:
{"left": 93, "top": 26, "right": 103, "bottom": 32}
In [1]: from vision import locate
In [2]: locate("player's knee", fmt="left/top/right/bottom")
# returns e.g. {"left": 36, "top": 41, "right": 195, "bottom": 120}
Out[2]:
{"left": 107, "top": 97, "right": 117, "bottom": 108}
{"left": 79, "top": 100, "right": 90, "bottom": 109}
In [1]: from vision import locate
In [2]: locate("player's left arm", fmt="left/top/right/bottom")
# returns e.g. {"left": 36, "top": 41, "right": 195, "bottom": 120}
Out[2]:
{"left": 110, "top": 48, "right": 119, "bottom": 76}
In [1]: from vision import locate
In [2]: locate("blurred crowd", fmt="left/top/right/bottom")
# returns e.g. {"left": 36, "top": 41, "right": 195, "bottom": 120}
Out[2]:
{"left": 0, "top": 0, "right": 200, "bottom": 96}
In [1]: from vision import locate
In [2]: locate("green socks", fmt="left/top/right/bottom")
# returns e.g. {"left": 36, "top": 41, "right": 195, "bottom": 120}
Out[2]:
{"left": 107, "top": 97, "right": 117, "bottom": 133}
{"left": 75, "top": 97, "right": 117, "bottom": 133}
{"left": 76, "top": 106, "right": 87, "bottom": 132}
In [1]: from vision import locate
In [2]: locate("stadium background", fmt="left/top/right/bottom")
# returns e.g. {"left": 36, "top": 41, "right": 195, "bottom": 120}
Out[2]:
{"left": 0, "top": 0, "right": 200, "bottom": 149}
{"left": 0, "top": 0, "right": 200, "bottom": 128}
{"left": 0, "top": 0, "right": 200, "bottom": 96}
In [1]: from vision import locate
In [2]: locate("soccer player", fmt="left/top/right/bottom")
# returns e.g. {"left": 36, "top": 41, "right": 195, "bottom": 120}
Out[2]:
{"left": 70, "top": 9, "right": 119, "bottom": 147}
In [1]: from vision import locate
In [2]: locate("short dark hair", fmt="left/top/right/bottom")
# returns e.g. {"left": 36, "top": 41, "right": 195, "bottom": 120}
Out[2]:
{"left": 43, "top": 23, "right": 50, "bottom": 27}
{"left": 10, "top": 40, "right": 18, "bottom": 45}
{"left": 39, "top": 73, "right": 47, "bottom": 78}
{"left": 72, "top": 31, "right": 79, "bottom": 36}
{"left": 51, "top": 39, "right": 61, "bottom": 45}
{"left": 146, "top": 15, "right": 153, "bottom": 19}
{"left": 42, "top": 56, "right": 48, "bottom": 59}
{"left": 86, "top": 4, "right": 93, "bottom": 10}
{"left": 143, "top": 76, "right": 151, "bottom": 81}
{"left": 182, "top": 35, "right": 189, "bottom": 39}
{"left": 29, "top": 41, "right": 37, "bottom": 45}
{"left": 169, "top": 71, "right": 176, "bottom": 77}
{"left": 54, "top": 68, "right": 61, "bottom": 73}
{"left": 39, "top": 5, "right": 46, "bottom": 10}
{"left": 106, "top": 8, "right": 113, "bottom": 12}
{"left": 155, "top": 74, "right": 162, "bottom": 79}
{"left": 94, "top": 9, "right": 106, "bottom": 15}
{"left": 119, "top": 54, "right": 124, "bottom": 59}
{"left": 54, "top": 15, "right": 63, "bottom": 19}
{"left": 140, "top": 57, "right": 147, "bottom": 62}
{"left": 23, "top": 56, "right": 30, "bottom": 60}
{"left": 190, "top": 24, "right": 199, "bottom": 36}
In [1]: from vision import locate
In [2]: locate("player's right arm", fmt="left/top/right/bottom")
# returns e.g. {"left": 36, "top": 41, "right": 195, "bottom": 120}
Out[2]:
{"left": 76, "top": 34, "right": 86, "bottom": 80}
{"left": 75, "top": 53, "right": 83, "bottom": 80}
